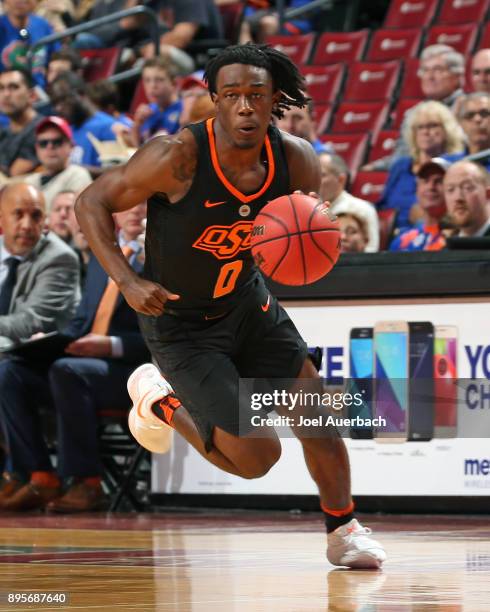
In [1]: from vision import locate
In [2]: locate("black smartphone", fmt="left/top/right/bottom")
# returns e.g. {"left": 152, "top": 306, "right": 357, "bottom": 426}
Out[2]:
{"left": 408, "top": 322, "right": 434, "bottom": 441}
{"left": 349, "top": 327, "right": 373, "bottom": 439}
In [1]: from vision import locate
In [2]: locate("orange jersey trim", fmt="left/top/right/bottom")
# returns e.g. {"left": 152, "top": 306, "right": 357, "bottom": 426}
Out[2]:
{"left": 206, "top": 118, "right": 276, "bottom": 204}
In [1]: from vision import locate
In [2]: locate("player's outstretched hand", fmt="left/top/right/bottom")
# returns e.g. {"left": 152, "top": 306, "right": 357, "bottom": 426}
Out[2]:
{"left": 120, "top": 277, "right": 180, "bottom": 316}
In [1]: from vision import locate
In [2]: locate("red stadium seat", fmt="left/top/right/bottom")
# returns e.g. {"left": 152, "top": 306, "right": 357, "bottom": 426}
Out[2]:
{"left": 318, "top": 134, "right": 369, "bottom": 179}
{"left": 129, "top": 79, "right": 148, "bottom": 117}
{"left": 425, "top": 24, "right": 478, "bottom": 55}
{"left": 391, "top": 98, "right": 423, "bottom": 130}
{"left": 330, "top": 102, "right": 389, "bottom": 140}
{"left": 479, "top": 22, "right": 490, "bottom": 49}
{"left": 266, "top": 34, "right": 315, "bottom": 64}
{"left": 437, "top": 0, "right": 489, "bottom": 25}
{"left": 313, "top": 103, "right": 333, "bottom": 134}
{"left": 368, "top": 130, "right": 399, "bottom": 161}
{"left": 378, "top": 208, "right": 398, "bottom": 250}
{"left": 367, "top": 29, "right": 422, "bottom": 62}
{"left": 300, "top": 64, "right": 345, "bottom": 105}
{"left": 80, "top": 48, "right": 121, "bottom": 82}
{"left": 351, "top": 171, "right": 388, "bottom": 203}
{"left": 343, "top": 61, "right": 401, "bottom": 102}
{"left": 218, "top": 1, "right": 244, "bottom": 43}
{"left": 399, "top": 58, "right": 425, "bottom": 99}
{"left": 384, "top": 0, "right": 439, "bottom": 29}
{"left": 312, "top": 30, "right": 369, "bottom": 65}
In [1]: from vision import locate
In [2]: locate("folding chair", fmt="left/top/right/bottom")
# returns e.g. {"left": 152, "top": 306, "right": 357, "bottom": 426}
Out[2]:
{"left": 300, "top": 63, "right": 345, "bottom": 105}
{"left": 436, "top": 0, "right": 489, "bottom": 25}
{"left": 384, "top": 0, "right": 439, "bottom": 29}
{"left": 399, "top": 58, "right": 425, "bottom": 100}
{"left": 351, "top": 171, "right": 388, "bottom": 203}
{"left": 318, "top": 133, "right": 370, "bottom": 180}
{"left": 368, "top": 129, "right": 399, "bottom": 162}
{"left": 330, "top": 102, "right": 389, "bottom": 140}
{"left": 312, "top": 30, "right": 369, "bottom": 65}
{"left": 479, "top": 22, "right": 490, "bottom": 48}
{"left": 266, "top": 33, "right": 315, "bottom": 64}
{"left": 425, "top": 24, "right": 479, "bottom": 55}
{"left": 391, "top": 98, "right": 423, "bottom": 130}
{"left": 98, "top": 409, "right": 151, "bottom": 512}
{"left": 367, "top": 28, "right": 422, "bottom": 62}
{"left": 343, "top": 61, "right": 401, "bottom": 102}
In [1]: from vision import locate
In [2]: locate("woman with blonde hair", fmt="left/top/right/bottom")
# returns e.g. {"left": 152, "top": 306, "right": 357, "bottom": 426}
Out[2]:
{"left": 377, "top": 100, "right": 464, "bottom": 229}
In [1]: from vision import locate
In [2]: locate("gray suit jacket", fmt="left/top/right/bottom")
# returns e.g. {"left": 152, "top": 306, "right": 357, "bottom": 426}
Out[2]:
{"left": 0, "top": 232, "right": 80, "bottom": 344}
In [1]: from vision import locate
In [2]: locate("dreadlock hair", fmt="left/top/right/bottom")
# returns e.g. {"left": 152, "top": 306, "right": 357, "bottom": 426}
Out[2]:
{"left": 204, "top": 43, "right": 310, "bottom": 120}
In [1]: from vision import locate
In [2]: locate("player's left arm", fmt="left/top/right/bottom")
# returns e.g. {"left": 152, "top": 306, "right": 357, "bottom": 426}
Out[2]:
{"left": 280, "top": 131, "right": 322, "bottom": 195}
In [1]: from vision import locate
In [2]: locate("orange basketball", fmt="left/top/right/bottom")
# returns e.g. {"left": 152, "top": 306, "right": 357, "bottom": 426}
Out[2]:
{"left": 250, "top": 193, "right": 341, "bottom": 286}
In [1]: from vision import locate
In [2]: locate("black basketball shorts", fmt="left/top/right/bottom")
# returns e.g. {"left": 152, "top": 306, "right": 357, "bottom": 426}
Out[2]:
{"left": 138, "top": 278, "right": 308, "bottom": 451}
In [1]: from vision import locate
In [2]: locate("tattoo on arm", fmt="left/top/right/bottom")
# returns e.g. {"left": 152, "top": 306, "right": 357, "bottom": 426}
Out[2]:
{"left": 171, "top": 148, "right": 197, "bottom": 184}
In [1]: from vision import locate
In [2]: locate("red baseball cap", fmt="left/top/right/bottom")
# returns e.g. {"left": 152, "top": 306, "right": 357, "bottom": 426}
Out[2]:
{"left": 36, "top": 116, "right": 73, "bottom": 142}
{"left": 179, "top": 74, "right": 207, "bottom": 92}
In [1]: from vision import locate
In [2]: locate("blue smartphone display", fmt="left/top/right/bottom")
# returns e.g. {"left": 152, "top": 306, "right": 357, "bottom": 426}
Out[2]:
{"left": 375, "top": 331, "right": 408, "bottom": 433}
{"left": 349, "top": 332, "right": 373, "bottom": 437}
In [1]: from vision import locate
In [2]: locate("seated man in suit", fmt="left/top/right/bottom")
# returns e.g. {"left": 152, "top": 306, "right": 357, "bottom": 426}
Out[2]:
{"left": 0, "top": 203, "right": 150, "bottom": 512}
{"left": 0, "top": 183, "right": 80, "bottom": 348}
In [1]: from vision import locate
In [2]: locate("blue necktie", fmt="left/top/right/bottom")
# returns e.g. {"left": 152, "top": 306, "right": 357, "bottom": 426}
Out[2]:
{"left": 0, "top": 257, "right": 21, "bottom": 315}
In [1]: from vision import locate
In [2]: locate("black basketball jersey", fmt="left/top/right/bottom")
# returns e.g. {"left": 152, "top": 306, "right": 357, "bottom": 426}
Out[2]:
{"left": 144, "top": 118, "right": 290, "bottom": 315}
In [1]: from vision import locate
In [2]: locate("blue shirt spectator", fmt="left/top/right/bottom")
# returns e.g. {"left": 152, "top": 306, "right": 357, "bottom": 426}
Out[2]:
{"left": 0, "top": 14, "right": 60, "bottom": 88}
{"left": 376, "top": 157, "right": 417, "bottom": 230}
{"left": 71, "top": 111, "right": 117, "bottom": 167}
{"left": 140, "top": 99, "right": 183, "bottom": 142}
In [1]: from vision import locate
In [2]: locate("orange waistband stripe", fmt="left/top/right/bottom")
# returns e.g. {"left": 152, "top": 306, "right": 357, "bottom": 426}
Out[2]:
{"left": 320, "top": 500, "right": 355, "bottom": 516}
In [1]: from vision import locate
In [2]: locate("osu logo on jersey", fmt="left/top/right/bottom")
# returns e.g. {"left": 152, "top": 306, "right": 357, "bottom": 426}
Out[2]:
{"left": 193, "top": 221, "right": 254, "bottom": 260}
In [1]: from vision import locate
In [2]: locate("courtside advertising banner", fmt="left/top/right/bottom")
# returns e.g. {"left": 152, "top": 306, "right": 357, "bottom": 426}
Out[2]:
{"left": 152, "top": 299, "right": 490, "bottom": 497}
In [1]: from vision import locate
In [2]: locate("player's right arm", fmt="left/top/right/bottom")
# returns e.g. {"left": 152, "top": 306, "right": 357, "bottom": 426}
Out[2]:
{"left": 75, "top": 130, "right": 197, "bottom": 316}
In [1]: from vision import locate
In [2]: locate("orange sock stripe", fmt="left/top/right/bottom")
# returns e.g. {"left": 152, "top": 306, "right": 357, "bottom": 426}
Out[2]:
{"left": 321, "top": 500, "right": 355, "bottom": 517}
{"left": 83, "top": 476, "right": 102, "bottom": 487}
{"left": 159, "top": 395, "right": 181, "bottom": 424}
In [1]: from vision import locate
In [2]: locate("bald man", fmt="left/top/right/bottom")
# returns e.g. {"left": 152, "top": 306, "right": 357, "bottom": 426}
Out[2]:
{"left": 443, "top": 160, "right": 490, "bottom": 237}
{"left": 0, "top": 183, "right": 80, "bottom": 346}
{"left": 471, "top": 49, "right": 490, "bottom": 94}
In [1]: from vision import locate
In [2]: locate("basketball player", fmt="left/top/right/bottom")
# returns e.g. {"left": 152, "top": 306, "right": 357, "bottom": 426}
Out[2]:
{"left": 76, "top": 44, "right": 386, "bottom": 569}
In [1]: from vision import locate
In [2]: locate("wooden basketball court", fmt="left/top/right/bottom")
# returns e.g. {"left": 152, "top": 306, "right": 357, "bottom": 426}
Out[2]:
{"left": 0, "top": 512, "right": 488, "bottom": 610}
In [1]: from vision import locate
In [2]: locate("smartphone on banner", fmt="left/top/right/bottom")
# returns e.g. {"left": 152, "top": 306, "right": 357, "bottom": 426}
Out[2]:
{"left": 434, "top": 325, "right": 458, "bottom": 438}
{"left": 408, "top": 322, "right": 434, "bottom": 441}
{"left": 374, "top": 321, "right": 409, "bottom": 439}
{"left": 349, "top": 327, "right": 373, "bottom": 439}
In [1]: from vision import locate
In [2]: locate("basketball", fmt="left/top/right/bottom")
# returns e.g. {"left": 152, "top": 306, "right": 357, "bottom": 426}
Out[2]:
{"left": 250, "top": 193, "right": 341, "bottom": 286}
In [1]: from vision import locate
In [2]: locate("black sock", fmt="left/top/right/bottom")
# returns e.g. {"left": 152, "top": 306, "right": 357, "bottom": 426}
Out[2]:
{"left": 324, "top": 510, "right": 355, "bottom": 534}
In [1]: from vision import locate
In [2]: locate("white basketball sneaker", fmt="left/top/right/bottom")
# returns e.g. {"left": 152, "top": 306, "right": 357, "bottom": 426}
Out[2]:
{"left": 127, "top": 363, "right": 176, "bottom": 454}
{"left": 327, "top": 518, "right": 387, "bottom": 569}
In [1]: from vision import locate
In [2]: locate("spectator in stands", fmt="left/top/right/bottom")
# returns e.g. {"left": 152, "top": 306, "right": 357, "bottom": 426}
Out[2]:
{"left": 36, "top": 0, "right": 76, "bottom": 32}
{"left": 178, "top": 72, "right": 208, "bottom": 128}
{"left": 0, "top": 183, "right": 80, "bottom": 348}
{"left": 87, "top": 80, "right": 134, "bottom": 145}
{"left": 337, "top": 212, "right": 369, "bottom": 254}
{"left": 275, "top": 102, "right": 332, "bottom": 155}
{"left": 47, "top": 191, "right": 76, "bottom": 243}
{"left": 0, "top": 203, "right": 149, "bottom": 512}
{"left": 365, "top": 44, "right": 465, "bottom": 172}
{"left": 377, "top": 101, "right": 464, "bottom": 230}
{"left": 444, "top": 93, "right": 490, "bottom": 170}
{"left": 68, "top": 204, "right": 91, "bottom": 280}
{"left": 234, "top": 0, "right": 314, "bottom": 44}
{"left": 318, "top": 153, "right": 379, "bottom": 252}
{"left": 471, "top": 49, "right": 490, "bottom": 94}
{"left": 49, "top": 72, "right": 119, "bottom": 171}
{"left": 130, "top": 57, "right": 182, "bottom": 146}
{"left": 22, "top": 116, "right": 92, "bottom": 210}
{"left": 444, "top": 160, "right": 490, "bottom": 237}
{"left": 0, "top": 0, "right": 60, "bottom": 88}
{"left": 389, "top": 159, "right": 448, "bottom": 252}
{"left": 139, "top": 0, "right": 224, "bottom": 74}
{"left": 0, "top": 69, "right": 41, "bottom": 177}
{"left": 46, "top": 49, "right": 83, "bottom": 85}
